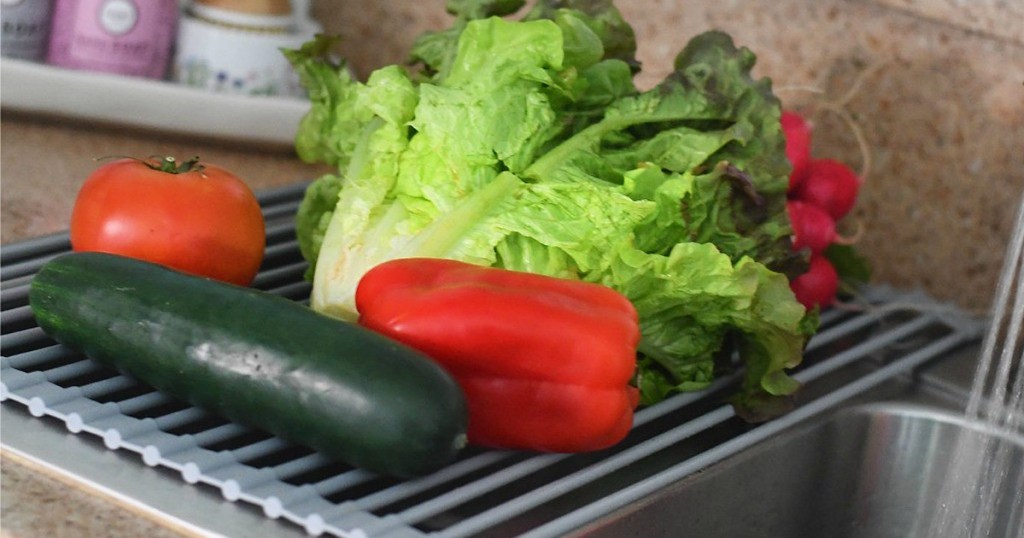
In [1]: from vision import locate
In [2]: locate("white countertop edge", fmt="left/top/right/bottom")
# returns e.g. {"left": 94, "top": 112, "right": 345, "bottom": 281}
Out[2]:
{"left": 0, "top": 58, "right": 310, "bottom": 148}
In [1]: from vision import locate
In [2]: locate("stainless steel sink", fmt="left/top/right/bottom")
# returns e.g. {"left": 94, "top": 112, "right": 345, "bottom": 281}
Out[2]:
{"left": 574, "top": 387, "right": 1024, "bottom": 538}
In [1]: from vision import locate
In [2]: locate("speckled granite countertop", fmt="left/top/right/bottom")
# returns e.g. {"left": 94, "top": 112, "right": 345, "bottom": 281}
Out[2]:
{"left": 2, "top": 0, "right": 1022, "bottom": 536}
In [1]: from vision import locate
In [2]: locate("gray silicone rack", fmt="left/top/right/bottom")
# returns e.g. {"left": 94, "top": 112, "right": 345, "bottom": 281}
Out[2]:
{"left": 1, "top": 181, "right": 987, "bottom": 537}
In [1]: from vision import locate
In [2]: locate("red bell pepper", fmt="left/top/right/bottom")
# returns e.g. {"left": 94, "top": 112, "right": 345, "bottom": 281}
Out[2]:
{"left": 355, "top": 258, "right": 641, "bottom": 453}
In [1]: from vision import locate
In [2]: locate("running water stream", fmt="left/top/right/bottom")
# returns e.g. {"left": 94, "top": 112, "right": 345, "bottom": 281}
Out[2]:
{"left": 929, "top": 189, "right": 1024, "bottom": 538}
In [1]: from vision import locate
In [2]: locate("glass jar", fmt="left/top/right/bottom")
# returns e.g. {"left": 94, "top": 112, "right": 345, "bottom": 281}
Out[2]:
{"left": 1, "top": 0, "right": 55, "bottom": 61}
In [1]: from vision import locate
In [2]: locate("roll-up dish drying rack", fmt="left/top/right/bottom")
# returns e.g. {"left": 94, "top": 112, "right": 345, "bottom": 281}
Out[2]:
{"left": 0, "top": 182, "right": 986, "bottom": 538}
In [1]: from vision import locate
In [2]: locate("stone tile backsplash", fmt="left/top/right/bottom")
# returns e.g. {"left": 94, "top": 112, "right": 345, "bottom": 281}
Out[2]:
{"left": 866, "top": 0, "right": 1024, "bottom": 44}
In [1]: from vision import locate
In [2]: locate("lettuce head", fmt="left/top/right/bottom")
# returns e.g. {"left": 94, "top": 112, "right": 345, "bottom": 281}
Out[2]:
{"left": 285, "top": 0, "right": 815, "bottom": 419}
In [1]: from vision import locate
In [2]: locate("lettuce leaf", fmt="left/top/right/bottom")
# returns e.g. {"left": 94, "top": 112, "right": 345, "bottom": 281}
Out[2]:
{"left": 286, "top": 9, "right": 811, "bottom": 419}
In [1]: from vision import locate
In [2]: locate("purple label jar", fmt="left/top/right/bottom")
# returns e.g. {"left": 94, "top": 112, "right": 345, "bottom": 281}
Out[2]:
{"left": 46, "top": 0, "right": 178, "bottom": 79}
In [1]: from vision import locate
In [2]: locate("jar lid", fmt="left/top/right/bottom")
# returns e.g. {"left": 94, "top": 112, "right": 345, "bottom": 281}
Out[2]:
{"left": 194, "top": 0, "right": 293, "bottom": 16}
{"left": 190, "top": 0, "right": 295, "bottom": 33}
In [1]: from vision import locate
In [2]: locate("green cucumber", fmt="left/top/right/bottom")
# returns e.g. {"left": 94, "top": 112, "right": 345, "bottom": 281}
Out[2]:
{"left": 29, "top": 252, "right": 467, "bottom": 478}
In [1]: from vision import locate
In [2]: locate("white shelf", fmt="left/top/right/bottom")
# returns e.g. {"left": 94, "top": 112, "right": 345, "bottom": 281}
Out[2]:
{"left": 0, "top": 58, "right": 310, "bottom": 149}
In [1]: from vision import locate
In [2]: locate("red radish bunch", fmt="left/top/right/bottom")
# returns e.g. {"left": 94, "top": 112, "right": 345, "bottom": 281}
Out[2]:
{"left": 781, "top": 110, "right": 863, "bottom": 310}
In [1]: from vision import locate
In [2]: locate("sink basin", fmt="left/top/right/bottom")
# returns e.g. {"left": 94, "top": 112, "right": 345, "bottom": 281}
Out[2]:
{"left": 574, "top": 401, "right": 1024, "bottom": 538}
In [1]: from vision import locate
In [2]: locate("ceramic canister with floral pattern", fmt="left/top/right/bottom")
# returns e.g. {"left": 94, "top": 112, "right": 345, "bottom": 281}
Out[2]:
{"left": 172, "top": 0, "right": 319, "bottom": 98}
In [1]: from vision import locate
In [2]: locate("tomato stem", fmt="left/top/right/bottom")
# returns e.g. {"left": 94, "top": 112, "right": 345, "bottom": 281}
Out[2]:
{"left": 149, "top": 155, "right": 204, "bottom": 174}
{"left": 94, "top": 155, "right": 206, "bottom": 174}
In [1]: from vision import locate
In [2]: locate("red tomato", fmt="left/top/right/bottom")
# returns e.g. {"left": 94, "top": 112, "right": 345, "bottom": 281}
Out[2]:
{"left": 70, "top": 157, "right": 266, "bottom": 286}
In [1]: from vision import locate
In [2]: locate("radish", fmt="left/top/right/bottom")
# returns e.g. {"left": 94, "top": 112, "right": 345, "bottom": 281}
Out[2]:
{"left": 781, "top": 110, "right": 813, "bottom": 191}
{"left": 790, "top": 255, "right": 839, "bottom": 310}
{"left": 791, "top": 158, "right": 861, "bottom": 220}
{"left": 787, "top": 200, "right": 837, "bottom": 254}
